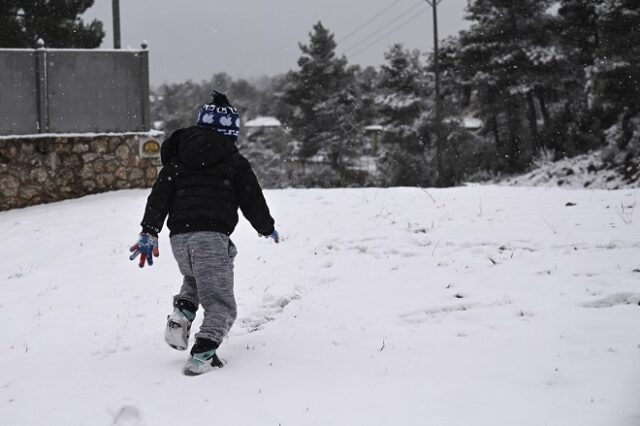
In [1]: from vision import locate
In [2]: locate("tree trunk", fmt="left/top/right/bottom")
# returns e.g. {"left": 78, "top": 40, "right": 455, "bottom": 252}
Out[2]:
{"left": 535, "top": 87, "right": 552, "bottom": 148}
{"left": 505, "top": 96, "right": 521, "bottom": 172}
{"left": 491, "top": 113, "right": 502, "bottom": 152}
{"left": 535, "top": 87, "right": 550, "bottom": 125}
{"left": 526, "top": 91, "right": 540, "bottom": 152}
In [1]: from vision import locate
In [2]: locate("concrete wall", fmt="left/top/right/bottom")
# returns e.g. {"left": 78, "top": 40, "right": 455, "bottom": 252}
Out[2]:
{"left": 0, "top": 46, "right": 150, "bottom": 135}
{"left": 0, "top": 133, "right": 162, "bottom": 211}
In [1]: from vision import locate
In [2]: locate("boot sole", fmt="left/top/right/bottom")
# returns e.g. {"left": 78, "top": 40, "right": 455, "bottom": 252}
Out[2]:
{"left": 164, "top": 319, "right": 190, "bottom": 351}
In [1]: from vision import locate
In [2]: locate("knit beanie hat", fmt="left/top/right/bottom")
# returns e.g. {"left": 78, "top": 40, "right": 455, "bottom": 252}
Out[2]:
{"left": 196, "top": 91, "right": 240, "bottom": 142}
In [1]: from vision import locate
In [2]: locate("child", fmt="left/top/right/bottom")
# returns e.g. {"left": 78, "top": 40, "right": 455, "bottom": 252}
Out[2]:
{"left": 129, "top": 91, "right": 279, "bottom": 376}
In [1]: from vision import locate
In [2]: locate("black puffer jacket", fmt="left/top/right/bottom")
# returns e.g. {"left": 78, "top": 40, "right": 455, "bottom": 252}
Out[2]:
{"left": 140, "top": 126, "right": 275, "bottom": 237}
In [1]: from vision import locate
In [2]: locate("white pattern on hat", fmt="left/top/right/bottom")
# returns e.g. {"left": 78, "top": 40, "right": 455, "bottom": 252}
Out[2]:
{"left": 202, "top": 113, "right": 214, "bottom": 124}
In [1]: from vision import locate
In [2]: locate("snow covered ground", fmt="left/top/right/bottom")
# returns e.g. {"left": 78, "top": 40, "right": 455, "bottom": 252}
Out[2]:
{"left": 498, "top": 150, "right": 640, "bottom": 190}
{"left": 1, "top": 186, "right": 639, "bottom": 425}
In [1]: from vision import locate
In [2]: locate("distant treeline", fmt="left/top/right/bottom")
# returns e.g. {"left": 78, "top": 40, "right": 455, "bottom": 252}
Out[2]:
{"left": 151, "top": 0, "right": 640, "bottom": 188}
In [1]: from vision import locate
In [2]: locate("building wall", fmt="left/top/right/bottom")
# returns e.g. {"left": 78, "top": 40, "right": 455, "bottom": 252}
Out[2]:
{"left": 0, "top": 133, "right": 162, "bottom": 211}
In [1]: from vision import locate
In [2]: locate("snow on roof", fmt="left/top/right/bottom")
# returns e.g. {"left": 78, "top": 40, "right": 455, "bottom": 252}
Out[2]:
{"left": 462, "top": 117, "right": 483, "bottom": 130}
{"left": 244, "top": 116, "right": 282, "bottom": 128}
{"left": 364, "top": 125, "right": 383, "bottom": 132}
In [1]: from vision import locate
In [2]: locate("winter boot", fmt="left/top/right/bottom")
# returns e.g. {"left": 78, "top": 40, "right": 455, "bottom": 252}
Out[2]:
{"left": 164, "top": 299, "right": 197, "bottom": 351}
{"left": 183, "top": 338, "right": 224, "bottom": 376}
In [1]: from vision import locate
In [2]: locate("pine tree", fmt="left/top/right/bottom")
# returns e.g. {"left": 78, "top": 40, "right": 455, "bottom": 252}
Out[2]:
{"left": 458, "top": 0, "right": 561, "bottom": 170}
{"left": 552, "top": 0, "right": 605, "bottom": 153}
{"left": 240, "top": 126, "right": 291, "bottom": 189}
{"left": 435, "top": 36, "right": 485, "bottom": 183}
{"left": 558, "top": 0, "right": 600, "bottom": 68}
{"left": 587, "top": 0, "right": 640, "bottom": 183}
{"left": 284, "top": 22, "right": 361, "bottom": 184}
{"left": 0, "top": 0, "right": 104, "bottom": 48}
{"left": 0, "top": 1, "right": 25, "bottom": 46}
{"left": 376, "top": 44, "right": 433, "bottom": 186}
{"left": 352, "top": 65, "right": 380, "bottom": 138}
{"left": 596, "top": 0, "right": 640, "bottom": 147}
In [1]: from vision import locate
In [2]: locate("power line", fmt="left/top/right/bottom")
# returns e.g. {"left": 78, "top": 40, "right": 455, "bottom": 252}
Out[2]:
{"left": 341, "top": 1, "right": 424, "bottom": 54}
{"left": 337, "top": 0, "right": 405, "bottom": 44}
{"left": 346, "top": 7, "right": 428, "bottom": 59}
{"left": 341, "top": 1, "right": 425, "bottom": 55}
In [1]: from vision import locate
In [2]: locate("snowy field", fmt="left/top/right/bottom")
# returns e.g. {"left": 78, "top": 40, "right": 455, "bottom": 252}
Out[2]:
{"left": 1, "top": 186, "right": 639, "bottom": 426}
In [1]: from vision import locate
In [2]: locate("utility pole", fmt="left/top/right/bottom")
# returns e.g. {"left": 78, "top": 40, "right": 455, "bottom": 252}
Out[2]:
{"left": 425, "top": 0, "right": 444, "bottom": 185}
{"left": 112, "top": 0, "right": 121, "bottom": 49}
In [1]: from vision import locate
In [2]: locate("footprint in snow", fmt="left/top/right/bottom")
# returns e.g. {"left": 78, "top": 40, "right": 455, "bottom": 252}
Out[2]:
{"left": 399, "top": 298, "right": 513, "bottom": 324}
{"left": 400, "top": 303, "right": 477, "bottom": 324}
{"left": 582, "top": 292, "right": 640, "bottom": 308}
{"left": 237, "top": 291, "right": 301, "bottom": 334}
{"left": 111, "top": 405, "right": 144, "bottom": 426}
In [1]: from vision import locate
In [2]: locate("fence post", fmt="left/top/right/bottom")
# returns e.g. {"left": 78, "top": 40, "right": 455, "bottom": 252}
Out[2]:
{"left": 139, "top": 41, "right": 151, "bottom": 131}
{"left": 35, "top": 38, "right": 48, "bottom": 133}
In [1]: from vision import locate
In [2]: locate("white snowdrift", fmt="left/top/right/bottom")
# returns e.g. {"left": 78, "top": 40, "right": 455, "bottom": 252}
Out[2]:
{"left": 1, "top": 186, "right": 639, "bottom": 425}
{"left": 499, "top": 150, "right": 640, "bottom": 190}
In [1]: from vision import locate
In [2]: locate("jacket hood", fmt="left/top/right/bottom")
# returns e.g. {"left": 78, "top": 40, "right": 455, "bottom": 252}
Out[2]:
{"left": 161, "top": 126, "right": 238, "bottom": 169}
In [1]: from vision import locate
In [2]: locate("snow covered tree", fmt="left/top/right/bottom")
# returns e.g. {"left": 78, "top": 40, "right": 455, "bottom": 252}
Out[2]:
{"left": 589, "top": 0, "right": 640, "bottom": 183}
{"left": 434, "top": 36, "right": 491, "bottom": 183}
{"left": 558, "top": 0, "right": 600, "bottom": 68}
{"left": 151, "top": 81, "right": 211, "bottom": 134}
{"left": 376, "top": 44, "right": 433, "bottom": 186}
{"left": 352, "top": 65, "right": 380, "bottom": 135}
{"left": 551, "top": 0, "right": 606, "bottom": 153}
{"left": 240, "top": 125, "right": 292, "bottom": 189}
{"left": 596, "top": 0, "right": 640, "bottom": 149}
{"left": 458, "top": 0, "right": 562, "bottom": 171}
{"left": 283, "top": 22, "right": 362, "bottom": 184}
{"left": 0, "top": 0, "right": 104, "bottom": 48}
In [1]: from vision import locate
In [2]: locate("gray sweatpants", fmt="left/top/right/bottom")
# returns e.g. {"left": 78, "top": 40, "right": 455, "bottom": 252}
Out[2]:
{"left": 170, "top": 231, "right": 238, "bottom": 345}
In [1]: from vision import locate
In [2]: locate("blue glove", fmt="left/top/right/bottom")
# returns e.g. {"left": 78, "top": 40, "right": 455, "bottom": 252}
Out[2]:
{"left": 265, "top": 229, "right": 280, "bottom": 244}
{"left": 129, "top": 233, "right": 159, "bottom": 267}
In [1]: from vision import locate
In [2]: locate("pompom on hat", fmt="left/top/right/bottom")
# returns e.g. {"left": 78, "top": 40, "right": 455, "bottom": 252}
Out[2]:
{"left": 196, "top": 91, "right": 240, "bottom": 142}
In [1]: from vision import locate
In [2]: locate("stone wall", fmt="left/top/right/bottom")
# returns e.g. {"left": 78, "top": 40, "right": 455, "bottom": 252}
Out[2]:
{"left": 0, "top": 133, "right": 163, "bottom": 211}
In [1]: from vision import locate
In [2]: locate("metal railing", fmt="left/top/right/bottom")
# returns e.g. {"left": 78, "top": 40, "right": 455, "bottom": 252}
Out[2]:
{"left": 0, "top": 40, "right": 150, "bottom": 135}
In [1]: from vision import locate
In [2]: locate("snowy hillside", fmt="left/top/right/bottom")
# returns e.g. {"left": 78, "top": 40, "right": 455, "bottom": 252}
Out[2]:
{"left": 1, "top": 187, "right": 639, "bottom": 425}
{"left": 498, "top": 150, "right": 640, "bottom": 190}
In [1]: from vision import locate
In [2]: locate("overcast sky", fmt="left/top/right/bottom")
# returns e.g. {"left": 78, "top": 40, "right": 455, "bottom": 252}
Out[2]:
{"left": 84, "top": 0, "right": 469, "bottom": 86}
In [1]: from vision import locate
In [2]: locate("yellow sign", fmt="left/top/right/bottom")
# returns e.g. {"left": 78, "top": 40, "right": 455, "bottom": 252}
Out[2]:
{"left": 142, "top": 139, "right": 160, "bottom": 155}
